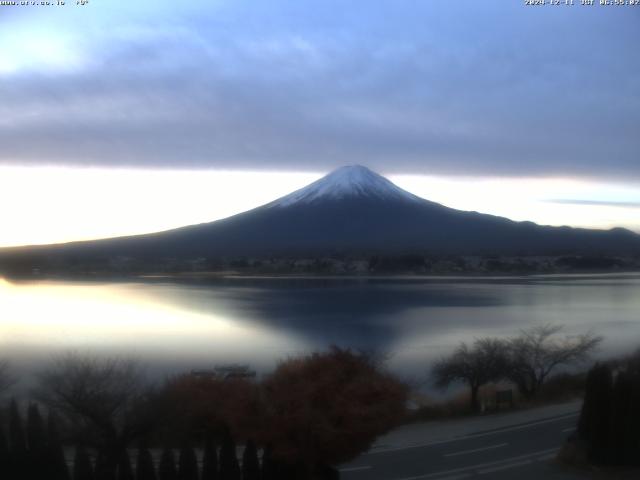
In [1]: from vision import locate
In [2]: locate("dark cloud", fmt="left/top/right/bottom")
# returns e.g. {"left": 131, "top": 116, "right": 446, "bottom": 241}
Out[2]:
{"left": 0, "top": 1, "right": 638, "bottom": 178}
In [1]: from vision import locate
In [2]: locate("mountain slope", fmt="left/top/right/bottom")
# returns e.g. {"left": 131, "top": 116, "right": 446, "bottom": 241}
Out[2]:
{"left": 1, "top": 165, "right": 640, "bottom": 271}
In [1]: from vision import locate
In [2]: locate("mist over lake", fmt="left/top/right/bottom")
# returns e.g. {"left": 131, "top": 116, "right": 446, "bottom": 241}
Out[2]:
{"left": 2, "top": 274, "right": 639, "bottom": 385}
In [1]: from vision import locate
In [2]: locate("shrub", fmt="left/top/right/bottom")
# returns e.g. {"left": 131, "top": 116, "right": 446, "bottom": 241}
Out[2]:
{"left": 261, "top": 347, "right": 408, "bottom": 476}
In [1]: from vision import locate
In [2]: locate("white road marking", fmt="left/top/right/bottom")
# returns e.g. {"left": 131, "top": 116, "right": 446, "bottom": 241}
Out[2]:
{"left": 537, "top": 453, "right": 557, "bottom": 461}
{"left": 367, "top": 412, "right": 578, "bottom": 455}
{"left": 444, "top": 443, "right": 508, "bottom": 458}
{"left": 392, "top": 447, "right": 560, "bottom": 480}
{"left": 436, "top": 474, "right": 471, "bottom": 480}
{"left": 339, "top": 465, "right": 372, "bottom": 473}
{"left": 478, "top": 459, "right": 532, "bottom": 474}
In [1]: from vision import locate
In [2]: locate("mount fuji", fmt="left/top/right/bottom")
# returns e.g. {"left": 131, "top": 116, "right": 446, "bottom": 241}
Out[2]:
{"left": 1, "top": 165, "right": 640, "bottom": 272}
{"left": 269, "top": 165, "right": 424, "bottom": 207}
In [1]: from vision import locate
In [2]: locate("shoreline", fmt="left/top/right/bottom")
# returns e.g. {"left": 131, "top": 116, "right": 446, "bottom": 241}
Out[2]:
{"left": 3, "top": 269, "right": 640, "bottom": 284}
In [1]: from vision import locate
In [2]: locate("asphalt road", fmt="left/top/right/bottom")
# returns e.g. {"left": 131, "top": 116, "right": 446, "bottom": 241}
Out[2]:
{"left": 339, "top": 411, "right": 586, "bottom": 480}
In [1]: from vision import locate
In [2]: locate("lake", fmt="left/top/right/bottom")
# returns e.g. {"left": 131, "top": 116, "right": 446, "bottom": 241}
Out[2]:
{"left": 1, "top": 274, "right": 639, "bottom": 385}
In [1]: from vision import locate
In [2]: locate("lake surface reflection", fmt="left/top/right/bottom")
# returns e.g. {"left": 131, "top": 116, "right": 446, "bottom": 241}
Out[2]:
{"left": 1, "top": 274, "right": 639, "bottom": 381}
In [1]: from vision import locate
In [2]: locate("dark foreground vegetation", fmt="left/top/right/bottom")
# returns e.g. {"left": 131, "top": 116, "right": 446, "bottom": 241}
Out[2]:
{"left": 0, "top": 348, "right": 407, "bottom": 480}
{"left": 1, "top": 328, "right": 636, "bottom": 479}
{"left": 559, "top": 350, "right": 640, "bottom": 472}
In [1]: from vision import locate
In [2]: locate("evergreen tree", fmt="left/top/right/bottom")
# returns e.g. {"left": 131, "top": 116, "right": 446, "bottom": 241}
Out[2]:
{"left": 260, "top": 445, "right": 296, "bottom": 480}
{"left": 0, "top": 424, "right": 9, "bottom": 461}
{"left": 260, "top": 445, "right": 276, "bottom": 480}
{"left": 177, "top": 445, "right": 198, "bottom": 480}
{"left": 74, "top": 446, "right": 95, "bottom": 480}
{"left": 629, "top": 369, "right": 640, "bottom": 466}
{"left": 9, "top": 399, "right": 27, "bottom": 480}
{"left": 219, "top": 428, "right": 240, "bottom": 480}
{"left": 0, "top": 426, "right": 12, "bottom": 480}
{"left": 117, "top": 450, "right": 135, "bottom": 480}
{"left": 9, "top": 399, "right": 26, "bottom": 456}
{"left": 578, "top": 363, "right": 613, "bottom": 464}
{"left": 241, "top": 440, "right": 260, "bottom": 480}
{"left": 95, "top": 450, "right": 117, "bottom": 480}
{"left": 27, "top": 403, "right": 48, "bottom": 480}
{"left": 27, "top": 403, "right": 46, "bottom": 453}
{"left": 47, "top": 412, "right": 71, "bottom": 480}
{"left": 609, "top": 371, "right": 633, "bottom": 465}
{"left": 136, "top": 447, "right": 157, "bottom": 480}
{"left": 158, "top": 448, "right": 178, "bottom": 480}
{"left": 315, "top": 465, "right": 340, "bottom": 480}
{"left": 201, "top": 436, "right": 218, "bottom": 480}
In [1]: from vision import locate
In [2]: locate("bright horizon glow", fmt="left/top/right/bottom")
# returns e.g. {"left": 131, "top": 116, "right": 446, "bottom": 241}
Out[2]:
{"left": 0, "top": 278, "right": 306, "bottom": 361}
{"left": 0, "top": 166, "right": 639, "bottom": 248}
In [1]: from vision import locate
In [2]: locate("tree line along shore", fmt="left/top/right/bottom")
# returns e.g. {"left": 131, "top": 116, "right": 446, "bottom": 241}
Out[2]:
{"left": 0, "top": 327, "right": 638, "bottom": 479}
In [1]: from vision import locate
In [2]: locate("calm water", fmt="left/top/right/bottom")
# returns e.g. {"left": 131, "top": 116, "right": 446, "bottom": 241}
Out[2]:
{"left": 1, "top": 274, "right": 640, "bottom": 382}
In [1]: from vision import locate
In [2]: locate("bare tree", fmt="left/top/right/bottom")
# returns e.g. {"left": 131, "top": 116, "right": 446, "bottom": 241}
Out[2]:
{"left": 432, "top": 338, "right": 508, "bottom": 412}
{"left": 505, "top": 324, "right": 603, "bottom": 399}
{"left": 34, "top": 353, "right": 159, "bottom": 477}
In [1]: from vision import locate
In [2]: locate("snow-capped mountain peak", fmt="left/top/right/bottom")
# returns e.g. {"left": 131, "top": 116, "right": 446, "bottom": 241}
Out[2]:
{"left": 271, "top": 165, "right": 422, "bottom": 208}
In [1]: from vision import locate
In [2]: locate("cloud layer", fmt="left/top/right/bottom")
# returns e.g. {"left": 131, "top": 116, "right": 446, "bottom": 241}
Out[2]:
{"left": 1, "top": 1, "right": 638, "bottom": 178}
{"left": 548, "top": 199, "right": 640, "bottom": 209}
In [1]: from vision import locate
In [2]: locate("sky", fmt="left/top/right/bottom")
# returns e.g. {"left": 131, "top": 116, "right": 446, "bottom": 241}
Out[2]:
{"left": 0, "top": 0, "right": 639, "bottom": 246}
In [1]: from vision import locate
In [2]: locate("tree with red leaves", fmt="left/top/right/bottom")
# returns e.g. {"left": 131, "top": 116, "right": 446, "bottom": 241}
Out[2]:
{"left": 261, "top": 347, "right": 408, "bottom": 479}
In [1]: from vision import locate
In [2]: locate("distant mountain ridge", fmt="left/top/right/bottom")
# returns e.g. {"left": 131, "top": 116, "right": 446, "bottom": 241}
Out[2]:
{"left": 1, "top": 165, "right": 639, "bottom": 274}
